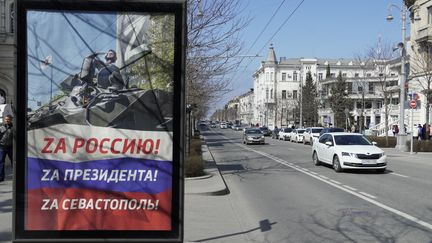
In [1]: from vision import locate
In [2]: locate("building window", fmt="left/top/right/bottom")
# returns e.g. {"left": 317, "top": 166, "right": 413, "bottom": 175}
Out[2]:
{"left": 293, "top": 72, "right": 297, "bottom": 81}
{"left": 293, "top": 90, "right": 298, "bottom": 99}
{"left": 342, "top": 73, "right": 347, "bottom": 77}
{"left": 271, "top": 72, "right": 274, "bottom": 81}
{"left": 369, "top": 84, "right": 374, "bottom": 94}
{"left": 358, "top": 86, "right": 363, "bottom": 93}
{"left": 282, "top": 90, "right": 286, "bottom": 99}
{"left": 366, "top": 73, "right": 371, "bottom": 77}
{"left": 266, "top": 89, "right": 269, "bottom": 99}
{"left": 282, "top": 73, "right": 286, "bottom": 81}
{"left": 266, "top": 73, "right": 269, "bottom": 82}
{"left": 270, "top": 89, "right": 273, "bottom": 98}
{"left": 428, "top": 6, "right": 432, "bottom": 24}
{"left": 318, "top": 73, "right": 323, "bottom": 81}
{"left": 354, "top": 73, "right": 359, "bottom": 77}
{"left": 10, "top": 3, "right": 15, "bottom": 33}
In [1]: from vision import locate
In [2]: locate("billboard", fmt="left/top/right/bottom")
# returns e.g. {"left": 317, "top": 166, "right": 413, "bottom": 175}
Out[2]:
{"left": 15, "top": 1, "right": 185, "bottom": 242}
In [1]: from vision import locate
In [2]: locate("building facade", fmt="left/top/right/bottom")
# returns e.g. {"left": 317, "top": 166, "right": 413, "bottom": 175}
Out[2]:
{"left": 0, "top": 0, "right": 15, "bottom": 105}
{"left": 252, "top": 45, "right": 401, "bottom": 131}
{"left": 238, "top": 89, "right": 254, "bottom": 125}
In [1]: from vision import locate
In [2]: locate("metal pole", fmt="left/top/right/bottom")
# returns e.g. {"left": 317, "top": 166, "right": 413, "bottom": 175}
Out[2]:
{"left": 299, "top": 69, "right": 303, "bottom": 127}
{"left": 50, "top": 66, "right": 53, "bottom": 108}
{"left": 410, "top": 106, "right": 414, "bottom": 154}
{"left": 399, "top": 7, "right": 407, "bottom": 136}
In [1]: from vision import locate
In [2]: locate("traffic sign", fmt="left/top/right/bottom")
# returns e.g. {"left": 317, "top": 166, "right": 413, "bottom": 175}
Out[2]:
{"left": 410, "top": 100, "right": 417, "bottom": 109}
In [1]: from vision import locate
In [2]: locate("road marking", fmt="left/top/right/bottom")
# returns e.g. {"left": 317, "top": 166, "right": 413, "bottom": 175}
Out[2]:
{"left": 319, "top": 175, "right": 329, "bottom": 180}
{"left": 342, "top": 185, "right": 357, "bottom": 191}
{"left": 224, "top": 136, "right": 432, "bottom": 232}
{"left": 389, "top": 172, "right": 409, "bottom": 178}
{"left": 329, "top": 179, "right": 341, "bottom": 185}
{"left": 310, "top": 171, "right": 318, "bottom": 175}
{"left": 359, "top": 192, "right": 377, "bottom": 199}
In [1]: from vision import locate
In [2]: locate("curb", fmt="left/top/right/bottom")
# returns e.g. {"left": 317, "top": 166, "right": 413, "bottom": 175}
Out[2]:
{"left": 185, "top": 137, "right": 229, "bottom": 196}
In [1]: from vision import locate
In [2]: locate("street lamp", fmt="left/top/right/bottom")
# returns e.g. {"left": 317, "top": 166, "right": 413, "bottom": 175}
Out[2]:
{"left": 386, "top": 3, "right": 420, "bottom": 151}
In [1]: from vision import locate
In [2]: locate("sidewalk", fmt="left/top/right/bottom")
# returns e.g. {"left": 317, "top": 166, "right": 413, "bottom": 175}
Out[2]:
{"left": 0, "top": 163, "right": 13, "bottom": 243}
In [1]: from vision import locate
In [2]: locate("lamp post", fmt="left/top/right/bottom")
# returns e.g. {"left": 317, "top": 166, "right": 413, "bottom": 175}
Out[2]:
{"left": 386, "top": 3, "right": 420, "bottom": 151}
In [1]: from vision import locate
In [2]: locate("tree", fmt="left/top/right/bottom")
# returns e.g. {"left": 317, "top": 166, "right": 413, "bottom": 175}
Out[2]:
{"left": 326, "top": 63, "right": 331, "bottom": 79}
{"left": 186, "top": 0, "right": 250, "bottom": 118}
{"left": 302, "top": 71, "right": 319, "bottom": 126}
{"left": 328, "top": 71, "right": 350, "bottom": 127}
{"left": 408, "top": 43, "right": 432, "bottom": 126}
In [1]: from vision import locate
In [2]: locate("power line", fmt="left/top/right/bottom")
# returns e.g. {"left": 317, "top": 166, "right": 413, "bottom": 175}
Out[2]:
{"left": 241, "top": 0, "right": 306, "bottom": 79}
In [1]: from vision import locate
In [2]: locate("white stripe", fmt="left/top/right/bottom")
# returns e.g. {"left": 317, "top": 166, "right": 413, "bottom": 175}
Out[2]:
{"left": 342, "top": 185, "right": 357, "bottom": 191}
{"left": 221, "top": 134, "right": 432, "bottom": 232}
{"left": 359, "top": 192, "right": 377, "bottom": 199}
{"left": 390, "top": 172, "right": 409, "bottom": 178}
{"left": 319, "top": 175, "right": 329, "bottom": 180}
{"left": 329, "top": 179, "right": 341, "bottom": 185}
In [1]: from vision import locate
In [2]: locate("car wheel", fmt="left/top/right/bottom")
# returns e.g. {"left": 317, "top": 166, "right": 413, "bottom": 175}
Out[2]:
{"left": 313, "top": 151, "right": 320, "bottom": 166}
{"left": 333, "top": 155, "right": 343, "bottom": 173}
{"left": 376, "top": 168, "right": 386, "bottom": 173}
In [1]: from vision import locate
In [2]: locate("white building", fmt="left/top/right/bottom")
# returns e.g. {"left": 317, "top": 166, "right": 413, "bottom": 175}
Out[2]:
{"left": 238, "top": 89, "right": 254, "bottom": 125}
{"left": 252, "top": 44, "right": 400, "bottom": 131}
{"left": 408, "top": 0, "right": 432, "bottom": 126}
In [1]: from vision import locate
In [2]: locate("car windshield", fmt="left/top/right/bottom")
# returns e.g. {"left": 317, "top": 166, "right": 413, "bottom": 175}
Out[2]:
{"left": 284, "top": 128, "right": 292, "bottom": 132}
{"left": 312, "top": 128, "right": 323, "bottom": 133}
{"left": 334, "top": 135, "right": 372, "bottom": 145}
{"left": 297, "top": 130, "right": 305, "bottom": 134}
{"left": 246, "top": 129, "right": 262, "bottom": 134}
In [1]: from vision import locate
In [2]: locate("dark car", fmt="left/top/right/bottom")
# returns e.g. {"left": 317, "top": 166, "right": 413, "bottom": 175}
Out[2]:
{"left": 271, "top": 128, "right": 280, "bottom": 139}
{"left": 259, "top": 126, "right": 271, "bottom": 136}
{"left": 243, "top": 128, "right": 265, "bottom": 145}
{"left": 318, "top": 127, "right": 345, "bottom": 137}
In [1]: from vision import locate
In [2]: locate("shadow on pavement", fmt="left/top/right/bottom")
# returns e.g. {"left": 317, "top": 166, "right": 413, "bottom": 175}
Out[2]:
{"left": 192, "top": 219, "right": 277, "bottom": 242}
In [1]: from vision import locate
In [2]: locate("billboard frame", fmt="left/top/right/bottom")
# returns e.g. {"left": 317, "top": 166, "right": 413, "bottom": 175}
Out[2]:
{"left": 14, "top": 0, "right": 186, "bottom": 242}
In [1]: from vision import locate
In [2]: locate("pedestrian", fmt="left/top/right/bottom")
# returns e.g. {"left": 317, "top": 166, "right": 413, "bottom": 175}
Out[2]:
{"left": 392, "top": 124, "right": 399, "bottom": 136}
{"left": 422, "top": 123, "right": 427, "bottom": 140}
{"left": 351, "top": 124, "right": 356, "bottom": 133}
{"left": 0, "top": 115, "right": 13, "bottom": 182}
{"left": 417, "top": 124, "right": 423, "bottom": 140}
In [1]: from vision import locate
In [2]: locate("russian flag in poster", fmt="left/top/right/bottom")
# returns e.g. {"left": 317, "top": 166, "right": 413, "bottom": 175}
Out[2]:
{"left": 26, "top": 124, "right": 173, "bottom": 230}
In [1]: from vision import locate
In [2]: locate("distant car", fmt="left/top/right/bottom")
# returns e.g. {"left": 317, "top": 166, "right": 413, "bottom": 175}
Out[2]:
{"left": 319, "top": 127, "right": 345, "bottom": 137}
{"left": 303, "top": 127, "right": 324, "bottom": 145}
{"left": 232, "top": 124, "right": 242, "bottom": 131}
{"left": 243, "top": 128, "right": 265, "bottom": 145}
{"left": 271, "top": 128, "right": 280, "bottom": 139}
{"left": 312, "top": 132, "right": 387, "bottom": 173}
{"left": 210, "top": 123, "right": 216, "bottom": 128}
{"left": 227, "top": 122, "right": 233, "bottom": 128}
{"left": 259, "top": 126, "right": 271, "bottom": 136}
{"left": 290, "top": 129, "right": 306, "bottom": 143}
{"left": 220, "top": 122, "right": 227, "bottom": 129}
{"left": 278, "top": 128, "right": 292, "bottom": 141}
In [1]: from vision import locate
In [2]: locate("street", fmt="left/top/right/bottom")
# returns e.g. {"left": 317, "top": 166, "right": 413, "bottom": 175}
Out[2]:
{"left": 186, "top": 127, "right": 432, "bottom": 242}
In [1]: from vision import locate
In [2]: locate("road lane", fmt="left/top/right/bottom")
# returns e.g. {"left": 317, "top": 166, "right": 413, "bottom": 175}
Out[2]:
{"left": 205, "top": 128, "right": 432, "bottom": 241}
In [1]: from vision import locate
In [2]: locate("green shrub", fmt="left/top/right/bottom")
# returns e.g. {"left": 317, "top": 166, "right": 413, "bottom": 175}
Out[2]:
{"left": 365, "top": 136, "right": 397, "bottom": 148}
{"left": 185, "top": 138, "right": 206, "bottom": 177}
{"left": 406, "top": 140, "right": 432, "bottom": 152}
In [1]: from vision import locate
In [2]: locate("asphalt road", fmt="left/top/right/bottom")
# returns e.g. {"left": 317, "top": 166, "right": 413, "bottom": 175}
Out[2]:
{"left": 204, "top": 127, "right": 432, "bottom": 242}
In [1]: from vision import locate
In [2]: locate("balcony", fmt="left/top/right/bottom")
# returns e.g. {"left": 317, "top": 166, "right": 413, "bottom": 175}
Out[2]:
{"left": 415, "top": 26, "right": 432, "bottom": 43}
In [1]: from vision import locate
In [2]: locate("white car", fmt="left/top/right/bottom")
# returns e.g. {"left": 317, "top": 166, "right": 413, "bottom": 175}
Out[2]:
{"left": 278, "top": 128, "right": 293, "bottom": 141}
{"left": 303, "top": 127, "right": 324, "bottom": 145}
{"left": 312, "top": 132, "right": 387, "bottom": 173}
{"left": 290, "top": 129, "right": 306, "bottom": 143}
{"left": 220, "top": 122, "right": 227, "bottom": 129}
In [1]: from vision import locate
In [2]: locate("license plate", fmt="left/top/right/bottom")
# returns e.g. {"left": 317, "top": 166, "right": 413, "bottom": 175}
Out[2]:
{"left": 362, "top": 160, "right": 376, "bottom": 164}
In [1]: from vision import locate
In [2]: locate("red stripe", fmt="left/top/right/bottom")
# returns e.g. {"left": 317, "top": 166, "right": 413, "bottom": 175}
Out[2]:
{"left": 26, "top": 188, "right": 172, "bottom": 230}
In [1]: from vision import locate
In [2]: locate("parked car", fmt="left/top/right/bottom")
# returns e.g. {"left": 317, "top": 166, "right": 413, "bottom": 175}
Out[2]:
{"left": 243, "top": 128, "right": 265, "bottom": 145}
{"left": 220, "top": 122, "right": 227, "bottom": 129}
{"left": 318, "top": 127, "right": 345, "bottom": 137}
{"left": 259, "top": 126, "right": 271, "bottom": 136}
{"left": 278, "top": 127, "right": 293, "bottom": 141}
{"left": 303, "top": 127, "right": 324, "bottom": 145}
{"left": 227, "top": 122, "right": 233, "bottom": 128}
{"left": 271, "top": 128, "right": 280, "bottom": 139}
{"left": 290, "top": 129, "right": 306, "bottom": 143}
{"left": 312, "top": 132, "right": 387, "bottom": 173}
{"left": 232, "top": 124, "right": 242, "bottom": 131}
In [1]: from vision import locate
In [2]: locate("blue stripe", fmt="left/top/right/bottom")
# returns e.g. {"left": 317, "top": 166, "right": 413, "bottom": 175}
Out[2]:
{"left": 27, "top": 157, "right": 172, "bottom": 194}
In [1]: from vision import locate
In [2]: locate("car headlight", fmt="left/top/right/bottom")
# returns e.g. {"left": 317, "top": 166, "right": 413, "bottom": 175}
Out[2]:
{"left": 341, "top": 152, "right": 357, "bottom": 157}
